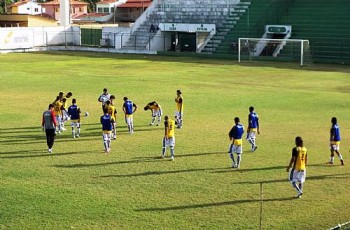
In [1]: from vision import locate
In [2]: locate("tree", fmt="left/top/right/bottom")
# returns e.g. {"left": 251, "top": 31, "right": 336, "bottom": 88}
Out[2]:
{"left": 0, "top": 0, "right": 13, "bottom": 14}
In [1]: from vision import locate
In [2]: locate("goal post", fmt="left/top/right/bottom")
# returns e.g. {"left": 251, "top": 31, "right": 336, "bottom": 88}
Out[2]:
{"left": 238, "top": 38, "right": 311, "bottom": 66}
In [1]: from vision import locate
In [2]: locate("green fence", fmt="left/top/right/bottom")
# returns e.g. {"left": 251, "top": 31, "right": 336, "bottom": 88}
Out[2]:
{"left": 81, "top": 28, "right": 102, "bottom": 46}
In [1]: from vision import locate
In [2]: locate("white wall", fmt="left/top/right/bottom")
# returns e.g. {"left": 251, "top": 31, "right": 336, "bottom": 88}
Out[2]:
{"left": 0, "top": 26, "right": 81, "bottom": 50}
{"left": 18, "top": 2, "right": 42, "bottom": 15}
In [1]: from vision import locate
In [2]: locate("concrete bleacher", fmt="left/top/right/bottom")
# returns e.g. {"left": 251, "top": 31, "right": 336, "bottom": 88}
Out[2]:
{"left": 278, "top": 0, "right": 350, "bottom": 64}
{"left": 122, "top": 0, "right": 243, "bottom": 50}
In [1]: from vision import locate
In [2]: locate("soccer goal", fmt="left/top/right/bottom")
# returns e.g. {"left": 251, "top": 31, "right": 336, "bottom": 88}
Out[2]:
{"left": 238, "top": 38, "right": 311, "bottom": 66}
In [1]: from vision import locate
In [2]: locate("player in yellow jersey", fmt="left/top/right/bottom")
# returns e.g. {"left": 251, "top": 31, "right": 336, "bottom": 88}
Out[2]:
{"left": 62, "top": 92, "right": 73, "bottom": 126}
{"left": 161, "top": 116, "right": 176, "bottom": 160}
{"left": 52, "top": 96, "right": 65, "bottom": 134}
{"left": 105, "top": 99, "right": 117, "bottom": 140}
{"left": 174, "top": 90, "right": 183, "bottom": 129}
{"left": 144, "top": 101, "right": 163, "bottom": 126}
{"left": 286, "top": 136, "right": 308, "bottom": 199}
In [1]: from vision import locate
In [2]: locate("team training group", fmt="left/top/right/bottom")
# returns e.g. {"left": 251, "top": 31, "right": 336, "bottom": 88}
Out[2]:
{"left": 41, "top": 89, "right": 345, "bottom": 199}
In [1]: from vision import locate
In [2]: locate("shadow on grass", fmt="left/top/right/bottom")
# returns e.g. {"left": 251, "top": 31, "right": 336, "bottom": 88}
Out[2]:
{"left": 136, "top": 197, "right": 295, "bottom": 212}
{"left": 100, "top": 167, "right": 229, "bottom": 178}
{"left": 0, "top": 151, "right": 96, "bottom": 159}
{"left": 133, "top": 151, "right": 224, "bottom": 160}
{"left": 212, "top": 165, "right": 286, "bottom": 174}
{"left": 231, "top": 173, "right": 350, "bottom": 185}
{"left": 53, "top": 156, "right": 161, "bottom": 168}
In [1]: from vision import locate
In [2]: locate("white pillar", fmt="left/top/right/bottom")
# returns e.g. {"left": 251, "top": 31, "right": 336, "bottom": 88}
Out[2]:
{"left": 60, "top": 0, "right": 70, "bottom": 26}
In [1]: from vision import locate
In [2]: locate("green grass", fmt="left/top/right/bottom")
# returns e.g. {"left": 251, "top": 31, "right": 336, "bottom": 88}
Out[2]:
{"left": 0, "top": 52, "right": 350, "bottom": 229}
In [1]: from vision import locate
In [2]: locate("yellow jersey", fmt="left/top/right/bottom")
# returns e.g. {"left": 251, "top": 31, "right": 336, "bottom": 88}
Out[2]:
{"left": 165, "top": 119, "right": 175, "bottom": 138}
{"left": 150, "top": 103, "right": 161, "bottom": 111}
{"left": 175, "top": 95, "right": 184, "bottom": 112}
{"left": 293, "top": 146, "right": 307, "bottom": 171}
{"left": 108, "top": 105, "right": 117, "bottom": 121}
{"left": 54, "top": 101, "right": 63, "bottom": 116}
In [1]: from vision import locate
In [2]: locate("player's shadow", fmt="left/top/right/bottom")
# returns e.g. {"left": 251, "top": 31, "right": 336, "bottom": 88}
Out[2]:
{"left": 53, "top": 157, "right": 161, "bottom": 168}
{"left": 100, "top": 167, "right": 228, "bottom": 178}
{"left": 231, "top": 173, "right": 350, "bottom": 185}
{"left": 0, "top": 151, "right": 95, "bottom": 159}
{"left": 0, "top": 126, "right": 41, "bottom": 133}
{"left": 136, "top": 197, "right": 295, "bottom": 212}
{"left": 211, "top": 165, "right": 286, "bottom": 174}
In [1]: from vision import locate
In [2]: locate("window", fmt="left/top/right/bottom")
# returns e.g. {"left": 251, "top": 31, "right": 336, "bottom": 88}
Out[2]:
{"left": 34, "top": 8, "right": 38, "bottom": 12}
{"left": 103, "top": 7, "right": 109, "bottom": 13}
{"left": 97, "top": 7, "right": 103, "bottom": 13}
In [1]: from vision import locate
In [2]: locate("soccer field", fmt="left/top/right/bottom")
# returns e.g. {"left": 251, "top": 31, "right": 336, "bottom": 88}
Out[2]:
{"left": 0, "top": 52, "right": 350, "bottom": 229}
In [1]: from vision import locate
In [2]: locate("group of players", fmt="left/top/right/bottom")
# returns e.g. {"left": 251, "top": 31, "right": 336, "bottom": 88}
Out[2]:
{"left": 42, "top": 88, "right": 184, "bottom": 157}
{"left": 227, "top": 107, "right": 345, "bottom": 199}
{"left": 42, "top": 89, "right": 345, "bottom": 198}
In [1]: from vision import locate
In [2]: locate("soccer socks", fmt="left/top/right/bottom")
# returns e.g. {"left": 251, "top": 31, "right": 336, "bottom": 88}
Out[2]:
{"left": 72, "top": 129, "right": 75, "bottom": 138}
{"left": 162, "top": 147, "right": 166, "bottom": 156}
{"left": 150, "top": 117, "right": 155, "bottom": 125}
{"left": 292, "top": 182, "right": 302, "bottom": 194}
{"left": 170, "top": 147, "right": 174, "bottom": 158}
{"left": 229, "top": 153, "right": 236, "bottom": 167}
{"left": 237, "top": 155, "right": 241, "bottom": 168}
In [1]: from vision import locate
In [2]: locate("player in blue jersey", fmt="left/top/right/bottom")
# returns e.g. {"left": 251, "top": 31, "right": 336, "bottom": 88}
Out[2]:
{"left": 122, "top": 97, "right": 138, "bottom": 134}
{"left": 328, "top": 117, "right": 344, "bottom": 165}
{"left": 228, "top": 117, "right": 245, "bottom": 168}
{"left": 67, "top": 98, "right": 81, "bottom": 138}
{"left": 247, "top": 106, "right": 260, "bottom": 152}
{"left": 101, "top": 107, "right": 113, "bottom": 153}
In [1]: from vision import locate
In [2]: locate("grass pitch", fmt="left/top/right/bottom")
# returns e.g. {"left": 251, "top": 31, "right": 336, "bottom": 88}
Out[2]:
{"left": 0, "top": 52, "right": 350, "bottom": 229}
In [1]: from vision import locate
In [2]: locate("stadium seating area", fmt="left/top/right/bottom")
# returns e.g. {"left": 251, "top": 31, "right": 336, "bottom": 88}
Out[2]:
{"left": 211, "top": 0, "right": 350, "bottom": 64}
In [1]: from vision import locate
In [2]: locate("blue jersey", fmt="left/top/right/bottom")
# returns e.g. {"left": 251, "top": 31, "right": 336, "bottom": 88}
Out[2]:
{"left": 229, "top": 124, "right": 244, "bottom": 139}
{"left": 123, "top": 100, "right": 134, "bottom": 115}
{"left": 101, "top": 114, "right": 112, "bottom": 131}
{"left": 248, "top": 112, "right": 259, "bottom": 129}
{"left": 68, "top": 105, "right": 80, "bottom": 120}
{"left": 330, "top": 124, "right": 341, "bottom": 141}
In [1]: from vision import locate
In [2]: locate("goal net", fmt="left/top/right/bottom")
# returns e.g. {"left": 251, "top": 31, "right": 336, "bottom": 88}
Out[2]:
{"left": 238, "top": 38, "right": 311, "bottom": 66}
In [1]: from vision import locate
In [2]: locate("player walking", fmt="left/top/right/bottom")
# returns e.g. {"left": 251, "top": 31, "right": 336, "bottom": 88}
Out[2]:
{"left": 286, "top": 136, "right": 307, "bottom": 199}
{"left": 247, "top": 106, "right": 260, "bottom": 152}
{"left": 228, "top": 117, "right": 245, "bottom": 168}
{"left": 67, "top": 98, "right": 81, "bottom": 138}
{"left": 328, "top": 117, "right": 344, "bottom": 165}
{"left": 42, "top": 104, "right": 57, "bottom": 153}
{"left": 161, "top": 116, "right": 176, "bottom": 160}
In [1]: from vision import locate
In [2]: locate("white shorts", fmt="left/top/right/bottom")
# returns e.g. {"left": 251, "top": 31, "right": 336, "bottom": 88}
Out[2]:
{"left": 175, "top": 111, "right": 183, "bottom": 119}
{"left": 125, "top": 115, "right": 133, "bottom": 125}
{"left": 70, "top": 121, "right": 80, "bottom": 128}
{"left": 330, "top": 142, "right": 340, "bottom": 151}
{"left": 289, "top": 169, "right": 306, "bottom": 183}
{"left": 102, "top": 132, "right": 111, "bottom": 141}
{"left": 62, "top": 110, "right": 70, "bottom": 122}
{"left": 230, "top": 145, "right": 242, "bottom": 154}
{"left": 247, "top": 131, "right": 257, "bottom": 139}
{"left": 55, "top": 115, "right": 62, "bottom": 123}
{"left": 163, "top": 137, "right": 175, "bottom": 148}
{"left": 152, "top": 110, "right": 162, "bottom": 117}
